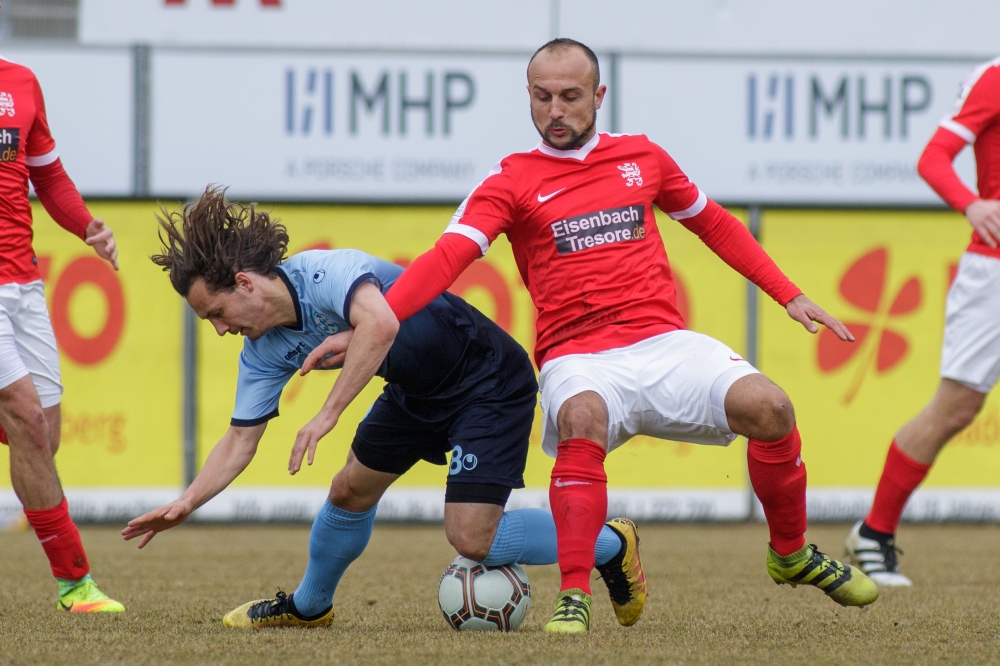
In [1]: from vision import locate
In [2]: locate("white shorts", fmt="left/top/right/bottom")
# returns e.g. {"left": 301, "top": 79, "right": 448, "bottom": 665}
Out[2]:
{"left": 0, "top": 281, "right": 63, "bottom": 407}
{"left": 538, "top": 329, "right": 760, "bottom": 457}
{"left": 940, "top": 252, "right": 1000, "bottom": 394}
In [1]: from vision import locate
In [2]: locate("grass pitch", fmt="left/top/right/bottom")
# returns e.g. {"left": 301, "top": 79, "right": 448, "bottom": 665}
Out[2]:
{"left": 1, "top": 523, "right": 999, "bottom": 665}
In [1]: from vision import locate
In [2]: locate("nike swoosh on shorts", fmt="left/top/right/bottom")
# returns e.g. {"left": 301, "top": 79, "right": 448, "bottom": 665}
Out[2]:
{"left": 537, "top": 188, "right": 566, "bottom": 203}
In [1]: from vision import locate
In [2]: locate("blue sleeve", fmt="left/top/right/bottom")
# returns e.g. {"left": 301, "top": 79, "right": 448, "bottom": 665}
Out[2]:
{"left": 231, "top": 349, "right": 295, "bottom": 426}
{"left": 311, "top": 250, "right": 383, "bottom": 324}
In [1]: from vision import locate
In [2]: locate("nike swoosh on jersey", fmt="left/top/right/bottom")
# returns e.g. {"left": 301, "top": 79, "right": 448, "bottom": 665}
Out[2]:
{"left": 537, "top": 188, "right": 566, "bottom": 203}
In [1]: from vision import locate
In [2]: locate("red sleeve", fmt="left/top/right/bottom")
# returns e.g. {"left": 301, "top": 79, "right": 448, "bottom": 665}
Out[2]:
{"left": 648, "top": 139, "right": 800, "bottom": 305}
{"left": 26, "top": 74, "right": 56, "bottom": 162}
{"left": 385, "top": 233, "right": 481, "bottom": 322}
{"left": 917, "top": 127, "right": 978, "bottom": 212}
{"left": 680, "top": 199, "right": 802, "bottom": 306}
{"left": 946, "top": 65, "right": 1000, "bottom": 139}
{"left": 29, "top": 159, "right": 92, "bottom": 240}
{"left": 385, "top": 162, "right": 516, "bottom": 322}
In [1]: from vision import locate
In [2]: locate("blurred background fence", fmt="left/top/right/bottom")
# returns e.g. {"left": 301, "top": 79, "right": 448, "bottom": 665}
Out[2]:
{"left": 0, "top": 0, "right": 997, "bottom": 523}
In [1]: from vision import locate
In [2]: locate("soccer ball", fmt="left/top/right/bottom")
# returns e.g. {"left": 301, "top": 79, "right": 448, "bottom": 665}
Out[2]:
{"left": 437, "top": 556, "right": 531, "bottom": 632}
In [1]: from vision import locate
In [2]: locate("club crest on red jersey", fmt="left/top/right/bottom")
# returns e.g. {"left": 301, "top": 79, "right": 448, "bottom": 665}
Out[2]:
{"left": 617, "top": 162, "right": 642, "bottom": 187}
{"left": 550, "top": 205, "right": 646, "bottom": 255}
{"left": 0, "top": 93, "right": 13, "bottom": 118}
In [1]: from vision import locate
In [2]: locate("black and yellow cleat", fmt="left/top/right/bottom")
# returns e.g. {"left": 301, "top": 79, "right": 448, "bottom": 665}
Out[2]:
{"left": 767, "top": 543, "right": 879, "bottom": 608}
{"left": 542, "top": 588, "right": 592, "bottom": 634}
{"left": 597, "top": 517, "right": 647, "bottom": 626}
{"left": 222, "top": 590, "right": 333, "bottom": 628}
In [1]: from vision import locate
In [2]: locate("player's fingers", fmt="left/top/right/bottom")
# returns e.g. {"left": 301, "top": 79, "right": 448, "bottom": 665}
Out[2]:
{"left": 300, "top": 350, "right": 324, "bottom": 375}
{"left": 790, "top": 308, "right": 819, "bottom": 334}
{"left": 307, "top": 438, "right": 317, "bottom": 466}
{"left": 817, "top": 312, "right": 855, "bottom": 342}
{"left": 138, "top": 532, "right": 156, "bottom": 549}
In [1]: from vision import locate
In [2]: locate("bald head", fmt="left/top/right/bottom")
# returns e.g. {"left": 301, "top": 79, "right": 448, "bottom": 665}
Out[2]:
{"left": 527, "top": 38, "right": 601, "bottom": 91}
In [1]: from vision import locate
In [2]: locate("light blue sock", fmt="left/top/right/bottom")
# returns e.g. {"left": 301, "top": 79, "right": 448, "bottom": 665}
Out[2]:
{"left": 293, "top": 501, "right": 377, "bottom": 617}
{"left": 481, "top": 508, "right": 624, "bottom": 567}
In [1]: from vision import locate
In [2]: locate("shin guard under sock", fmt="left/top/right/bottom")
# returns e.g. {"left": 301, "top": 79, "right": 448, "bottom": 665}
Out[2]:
{"left": 23, "top": 497, "right": 90, "bottom": 581}
{"left": 865, "top": 440, "right": 931, "bottom": 535}
{"left": 549, "top": 438, "right": 607, "bottom": 594}
{"left": 747, "top": 425, "right": 807, "bottom": 557}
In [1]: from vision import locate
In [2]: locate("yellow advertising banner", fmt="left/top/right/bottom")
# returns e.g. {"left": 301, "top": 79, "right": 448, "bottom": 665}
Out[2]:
{"left": 759, "top": 210, "right": 1000, "bottom": 491}
{"left": 197, "top": 205, "right": 749, "bottom": 495}
{"left": 0, "top": 202, "right": 183, "bottom": 490}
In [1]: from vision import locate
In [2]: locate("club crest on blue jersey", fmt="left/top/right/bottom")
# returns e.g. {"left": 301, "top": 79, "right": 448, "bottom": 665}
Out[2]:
{"left": 312, "top": 311, "right": 340, "bottom": 335}
{"left": 312, "top": 269, "right": 326, "bottom": 283}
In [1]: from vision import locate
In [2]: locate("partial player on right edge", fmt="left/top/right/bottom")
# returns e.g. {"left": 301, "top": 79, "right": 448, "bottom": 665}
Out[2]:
{"left": 845, "top": 57, "right": 1000, "bottom": 587}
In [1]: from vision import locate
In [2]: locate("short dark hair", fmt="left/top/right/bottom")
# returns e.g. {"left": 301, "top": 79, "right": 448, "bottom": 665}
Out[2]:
{"left": 151, "top": 185, "right": 288, "bottom": 297}
{"left": 528, "top": 38, "right": 601, "bottom": 89}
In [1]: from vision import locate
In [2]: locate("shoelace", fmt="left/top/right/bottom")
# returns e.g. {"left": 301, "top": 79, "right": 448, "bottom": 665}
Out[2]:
{"left": 597, "top": 561, "right": 633, "bottom": 606}
{"left": 248, "top": 590, "right": 293, "bottom": 622}
{"left": 880, "top": 540, "right": 904, "bottom": 573}
{"left": 553, "top": 597, "right": 589, "bottom": 621}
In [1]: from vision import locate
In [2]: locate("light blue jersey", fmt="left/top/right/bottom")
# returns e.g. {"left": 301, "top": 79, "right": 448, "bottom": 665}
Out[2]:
{"left": 231, "top": 249, "right": 403, "bottom": 426}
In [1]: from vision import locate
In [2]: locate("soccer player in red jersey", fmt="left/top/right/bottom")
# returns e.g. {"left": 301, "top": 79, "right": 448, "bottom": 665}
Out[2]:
{"left": 845, "top": 57, "right": 1000, "bottom": 587}
{"left": 310, "top": 39, "right": 879, "bottom": 631}
{"left": 0, "top": 57, "right": 124, "bottom": 612}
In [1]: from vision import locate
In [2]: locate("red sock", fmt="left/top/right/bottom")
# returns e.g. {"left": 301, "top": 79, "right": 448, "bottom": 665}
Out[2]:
{"left": 865, "top": 440, "right": 931, "bottom": 535}
{"left": 0, "top": 422, "right": 7, "bottom": 444}
{"left": 747, "top": 425, "right": 808, "bottom": 556}
{"left": 23, "top": 497, "right": 90, "bottom": 580}
{"left": 549, "top": 438, "right": 607, "bottom": 594}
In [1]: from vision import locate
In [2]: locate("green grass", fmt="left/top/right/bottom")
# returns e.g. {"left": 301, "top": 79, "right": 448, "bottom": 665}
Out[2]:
{"left": 1, "top": 523, "right": 999, "bottom": 665}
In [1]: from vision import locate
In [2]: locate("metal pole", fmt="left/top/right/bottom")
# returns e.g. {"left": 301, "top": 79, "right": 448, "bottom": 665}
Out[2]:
{"left": 608, "top": 52, "right": 620, "bottom": 134}
{"left": 745, "top": 205, "right": 762, "bottom": 521}
{"left": 183, "top": 302, "right": 198, "bottom": 487}
{"left": 131, "top": 44, "right": 151, "bottom": 198}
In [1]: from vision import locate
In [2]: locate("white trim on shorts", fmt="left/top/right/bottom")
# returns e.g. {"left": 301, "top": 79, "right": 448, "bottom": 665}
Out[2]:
{"left": 538, "top": 329, "right": 759, "bottom": 458}
{"left": 940, "top": 252, "right": 1000, "bottom": 394}
{"left": 0, "top": 281, "right": 63, "bottom": 407}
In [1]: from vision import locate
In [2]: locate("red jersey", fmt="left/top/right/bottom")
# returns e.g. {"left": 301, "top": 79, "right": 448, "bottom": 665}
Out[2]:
{"left": 437, "top": 133, "right": 801, "bottom": 366}
{"left": 0, "top": 58, "right": 89, "bottom": 284}
{"left": 920, "top": 56, "right": 1000, "bottom": 259}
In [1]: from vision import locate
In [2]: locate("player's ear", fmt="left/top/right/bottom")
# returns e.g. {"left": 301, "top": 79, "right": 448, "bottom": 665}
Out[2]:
{"left": 594, "top": 84, "right": 607, "bottom": 110}
{"left": 234, "top": 272, "right": 253, "bottom": 292}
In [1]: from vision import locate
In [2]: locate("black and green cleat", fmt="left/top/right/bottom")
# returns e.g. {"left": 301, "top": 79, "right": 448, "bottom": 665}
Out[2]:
{"left": 542, "top": 588, "right": 592, "bottom": 634}
{"left": 767, "top": 543, "right": 879, "bottom": 608}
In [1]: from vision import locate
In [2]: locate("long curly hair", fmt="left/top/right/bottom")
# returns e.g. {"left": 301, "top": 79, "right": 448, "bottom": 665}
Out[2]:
{"left": 151, "top": 186, "right": 289, "bottom": 296}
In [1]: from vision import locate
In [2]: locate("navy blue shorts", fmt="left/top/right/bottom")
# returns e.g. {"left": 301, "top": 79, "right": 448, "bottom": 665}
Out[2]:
{"left": 351, "top": 333, "right": 537, "bottom": 502}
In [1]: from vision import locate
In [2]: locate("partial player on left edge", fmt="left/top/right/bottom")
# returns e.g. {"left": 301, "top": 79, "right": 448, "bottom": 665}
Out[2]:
{"left": 122, "top": 186, "right": 642, "bottom": 629}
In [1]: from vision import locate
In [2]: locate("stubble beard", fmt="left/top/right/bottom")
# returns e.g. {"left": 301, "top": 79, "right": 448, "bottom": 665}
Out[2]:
{"left": 538, "top": 106, "right": 597, "bottom": 151}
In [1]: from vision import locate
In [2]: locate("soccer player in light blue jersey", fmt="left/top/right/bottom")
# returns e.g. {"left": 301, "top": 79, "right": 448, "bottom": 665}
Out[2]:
{"left": 122, "top": 187, "right": 636, "bottom": 628}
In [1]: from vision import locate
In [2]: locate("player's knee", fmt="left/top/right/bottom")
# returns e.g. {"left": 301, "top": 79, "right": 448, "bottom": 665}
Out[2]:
{"left": 557, "top": 393, "right": 608, "bottom": 441}
{"left": 448, "top": 530, "right": 492, "bottom": 562}
{"left": 758, "top": 389, "right": 796, "bottom": 441}
{"left": 328, "top": 473, "right": 373, "bottom": 512}
{"left": 944, "top": 398, "right": 984, "bottom": 435}
{"left": 3, "top": 405, "right": 49, "bottom": 453}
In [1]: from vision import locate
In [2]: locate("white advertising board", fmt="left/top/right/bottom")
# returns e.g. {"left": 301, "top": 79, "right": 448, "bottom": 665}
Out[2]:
{"left": 0, "top": 47, "right": 133, "bottom": 196}
{"left": 621, "top": 58, "right": 980, "bottom": 204}
{"left": 150, "top": 51, "right": 609, "bottom": 200}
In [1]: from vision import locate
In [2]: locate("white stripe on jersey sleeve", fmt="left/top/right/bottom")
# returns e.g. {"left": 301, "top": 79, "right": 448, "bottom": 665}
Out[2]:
{"left": 25, "top": 148, "right": 59, "bottom": 167}
{"left": 666, "top": 189, "right": 708, "bottom": 220}
{"left": 939, "top": 118, "right": 976, "bottom": 144}
{"left": 444, "top": 223, "right": 490, "bottom": 255}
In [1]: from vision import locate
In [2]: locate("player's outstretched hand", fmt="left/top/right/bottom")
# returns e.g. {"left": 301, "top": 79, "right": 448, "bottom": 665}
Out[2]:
{"left": 300, "top": 330, "right": 355, "bottom": 375}
{"left": 785, "top": 293, "right": 855, "bottom": 342}
{"left": 288, "top": 412, "right": 337, "bottom": 474}
{"left": 965, "top": 199, "right": 1000, "bottom": 248}
{"left": 85, "top": 218, "right": 120, "bottom": 270}
{"left": 121, "top": 500, "right": 193, "bottom": 549}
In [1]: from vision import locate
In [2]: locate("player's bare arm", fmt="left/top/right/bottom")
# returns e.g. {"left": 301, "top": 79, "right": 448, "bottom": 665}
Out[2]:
{"left": 785, "top": 293, "right": 855, "bottom": 342}
{"left": 299, "top": 329, "right": 354, "bottom": 374}
{"left": 84, "top": 218, "right": 120, "bottom": 270}
{"left": 288, "top": 281, "right": 399, "bottom": 474}
{"left": 964, "top": 199, "right": 1000, "bottom": 248}
{"left": 122, "top": 423, "right": 266, "bottom": 548}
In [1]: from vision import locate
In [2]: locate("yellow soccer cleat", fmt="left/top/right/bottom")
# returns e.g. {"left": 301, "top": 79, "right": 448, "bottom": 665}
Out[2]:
{"left": 222, "top": 591, "right": 333, "bottom": 628}
{"left": 767, "top": 543, "right": 879, "bottom": 608}
{"left": 596, "top": 517, "right": 647, "bottom": 626}
{"left": 542, "top": 588, "right": 592, "bottom": 634}
{"left": 57, "top": 579, "right": 125, "bottom": 613}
